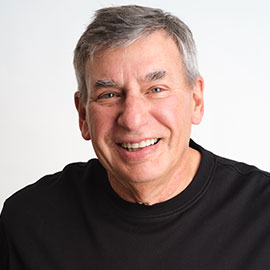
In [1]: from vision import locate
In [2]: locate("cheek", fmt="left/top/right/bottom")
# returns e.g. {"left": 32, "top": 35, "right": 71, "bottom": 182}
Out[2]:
{"left": 152, "top": 94, "right": 193, "bottom": 130}
{"left": 87, "top": 104, "right": 117, "bottom": 141}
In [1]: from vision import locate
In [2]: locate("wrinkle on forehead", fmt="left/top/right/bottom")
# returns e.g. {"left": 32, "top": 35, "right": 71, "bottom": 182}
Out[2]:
{"left": 85, "top": 30, "right": 184, "bottom": 94}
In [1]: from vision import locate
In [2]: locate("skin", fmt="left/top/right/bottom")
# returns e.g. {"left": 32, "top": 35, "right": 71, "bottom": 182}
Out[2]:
{"left": 75, "top": 30, "right": 204, "bottom": 205}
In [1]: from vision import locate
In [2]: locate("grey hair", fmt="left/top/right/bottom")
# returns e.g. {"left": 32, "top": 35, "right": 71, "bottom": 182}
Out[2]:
{"left": 74, "top": 5, "right": 199, "bottom": 102}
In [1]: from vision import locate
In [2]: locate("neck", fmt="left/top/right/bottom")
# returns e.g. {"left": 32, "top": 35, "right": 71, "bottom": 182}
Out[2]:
{"left": 108, "top": 147, "right": 201, "bottom": 206}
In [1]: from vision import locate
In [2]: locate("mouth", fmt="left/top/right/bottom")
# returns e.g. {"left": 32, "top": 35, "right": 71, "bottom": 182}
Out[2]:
{"left": 117, "top": 138, "right": 160, "bottom": 152}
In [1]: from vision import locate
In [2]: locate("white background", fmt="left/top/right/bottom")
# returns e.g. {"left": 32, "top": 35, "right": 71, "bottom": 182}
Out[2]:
{"left": 1, "top": 0, "right": 270, "bottom": 210}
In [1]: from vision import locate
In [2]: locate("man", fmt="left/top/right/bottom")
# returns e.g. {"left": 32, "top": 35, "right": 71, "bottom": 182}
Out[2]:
{"left": 1, "top": 5, "right": 270, "bottom": 269}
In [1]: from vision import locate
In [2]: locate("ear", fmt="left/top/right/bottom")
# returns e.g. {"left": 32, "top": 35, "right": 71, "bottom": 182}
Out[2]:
{"left": 191, "top": 76, "right": 204, "bottom": 125}
{"left": 74, "top": 91, "right": 91, "bottom": 140}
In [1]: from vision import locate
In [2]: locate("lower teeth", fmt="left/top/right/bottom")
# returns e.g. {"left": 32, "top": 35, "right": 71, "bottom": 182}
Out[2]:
{"left": 127, "top": 148, "right": 140, "bottom": 152}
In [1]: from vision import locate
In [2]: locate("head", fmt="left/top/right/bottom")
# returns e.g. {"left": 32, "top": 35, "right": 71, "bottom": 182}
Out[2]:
{"left": 73, "top": 5, "right": 204, "bottom": 202}
{"left": 73, "top": 5, "right": 200, "bottom": 103}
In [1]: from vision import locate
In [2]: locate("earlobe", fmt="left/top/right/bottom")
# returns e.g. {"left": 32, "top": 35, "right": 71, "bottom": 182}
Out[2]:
{"left": 191, "top": 76, "right": 204, "bottom": 125}
{"left": 74, "top": 91, "right": 91, "bottom": 140}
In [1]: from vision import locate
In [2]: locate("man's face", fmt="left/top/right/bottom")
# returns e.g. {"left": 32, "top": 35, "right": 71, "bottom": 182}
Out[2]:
{"left": 76, "top": 30, "right": 204, "bottom": 189}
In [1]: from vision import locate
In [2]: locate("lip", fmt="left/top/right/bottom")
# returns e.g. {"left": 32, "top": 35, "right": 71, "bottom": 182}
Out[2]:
{"left": 115, "top": 138, "right": 161, "bottom": 161}
{"left": 116, "top": 137, "right": 159, "bottom": 144}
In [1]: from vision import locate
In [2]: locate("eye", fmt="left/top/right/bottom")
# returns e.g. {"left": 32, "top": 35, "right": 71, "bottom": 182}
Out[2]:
{"left": 102, "top": 92, "right": 116, "bottom": 99}
{"left": 146, "top": 86, "right": 170, "bottom": 99}
{"left": 97, "top": 92, "right": 119, "bottom": 100}
{"left": 94, "top": 91, "right": 122, "bottom": 105}
{"left": 151, "top": 87, "right": 163, "bottom": 93}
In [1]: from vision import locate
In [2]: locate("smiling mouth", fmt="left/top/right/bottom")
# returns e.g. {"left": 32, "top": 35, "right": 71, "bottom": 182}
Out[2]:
{"left": 118, "top": 138, "right": 160, "bottom": 152}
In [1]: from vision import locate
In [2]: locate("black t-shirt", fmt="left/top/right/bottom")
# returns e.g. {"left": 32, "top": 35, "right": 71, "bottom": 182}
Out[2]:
{"left": 1, "top": 141, "right": 270, "bottom": 269}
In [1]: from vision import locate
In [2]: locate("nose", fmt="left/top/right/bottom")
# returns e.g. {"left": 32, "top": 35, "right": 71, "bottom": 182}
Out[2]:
{"left": 117, "top": 94, "right": 149, "bottom": 131}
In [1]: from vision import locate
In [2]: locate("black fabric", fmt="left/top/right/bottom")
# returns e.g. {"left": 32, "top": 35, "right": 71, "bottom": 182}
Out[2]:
{"left": 1, "top": 140, "right": 270, "bottom": 269}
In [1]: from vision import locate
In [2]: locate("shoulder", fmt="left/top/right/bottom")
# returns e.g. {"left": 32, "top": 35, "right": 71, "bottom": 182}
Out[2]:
{"left": 191, "top": 139, "right": 270, "bottom": 184}
{"left": 192, "top": 139, "right": 270, "bottom": 196}
{"left": 1, "top": 159, "right": 104, "bottom": 220}
{"left": 214, "top": 154, "right": 270, "bottom": 182}
{"left": 208, "top": 152, "right": 270, "bottom": 202}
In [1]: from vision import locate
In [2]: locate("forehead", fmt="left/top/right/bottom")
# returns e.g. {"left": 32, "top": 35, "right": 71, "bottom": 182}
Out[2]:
{"left": 85, "top": 30, "right": 184, "bottom": 84}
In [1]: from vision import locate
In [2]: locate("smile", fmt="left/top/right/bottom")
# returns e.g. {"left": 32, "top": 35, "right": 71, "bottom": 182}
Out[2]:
{"left": 119, "top": 138, "right": 160, "bottom": 152}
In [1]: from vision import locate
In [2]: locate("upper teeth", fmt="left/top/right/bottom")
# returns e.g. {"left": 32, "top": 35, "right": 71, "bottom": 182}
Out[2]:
{"left": 121, "top": 139, "right": 158, "bottom": 149}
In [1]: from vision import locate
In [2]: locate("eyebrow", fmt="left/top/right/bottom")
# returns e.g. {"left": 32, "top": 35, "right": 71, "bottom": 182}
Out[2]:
{"left": 145, "top": 70, "right": 167, "bottom": 82}
{"left": 94, "top": 79, "right": 117, "bottom": 89}
{"left": 93, "top": 70, "right": 167, "bottom": 90}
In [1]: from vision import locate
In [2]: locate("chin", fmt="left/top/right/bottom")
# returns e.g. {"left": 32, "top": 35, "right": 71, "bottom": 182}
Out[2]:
{"left": 121, "top": 169, "right": 164, "bottom": 185}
